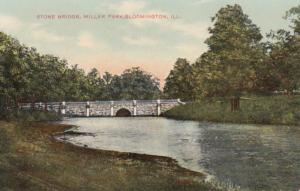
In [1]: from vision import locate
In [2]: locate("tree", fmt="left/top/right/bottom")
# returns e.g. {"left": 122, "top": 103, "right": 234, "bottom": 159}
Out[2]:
{"left": 63, "top": 65, "right": 89, "bottom": 101}
{"left": 164, "top": 58, "right": 194, "bottom": 101}
{"left": 102, "top": 72, "right": 117, "bottom": 100}
{"left": 263, "top": 5, "right": 300, "bottom": 96}
{"left": 195, "top": 4, "right": 264, "bottom": 110}
{"left": 0, "top": 30, "right": 164, "bottom": 110}
{"left": 0, "top": 32, "right": 30, "bottom": 106}
{"left": 119, "top": 67, "right": 161, "bottom": 100}
{"left": 100, "top": 68, "right": 161, "bottom": 100}
{"left": 105, "top": 75, "right": 123, "bottom": 100}
{"left": 86, "top": 68, "right": 104, "bottom": 100}
{"left": 285, "top": 5, "right": 300, "bottom": 35}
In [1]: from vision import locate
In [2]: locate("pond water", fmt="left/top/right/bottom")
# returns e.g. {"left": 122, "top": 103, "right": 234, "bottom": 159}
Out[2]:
{"left": 59, "top": 117, "right": 300, "bottom": 191}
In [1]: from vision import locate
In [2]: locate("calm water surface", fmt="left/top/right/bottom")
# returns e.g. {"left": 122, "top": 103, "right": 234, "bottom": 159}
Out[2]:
{"left": 60, "top": 117, "right": 300, "bottom": 191}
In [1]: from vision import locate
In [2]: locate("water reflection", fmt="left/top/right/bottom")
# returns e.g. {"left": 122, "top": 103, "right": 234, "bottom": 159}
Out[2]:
{"left": 60, "top": 117, "right": 300, "bottom": 191}
{"left": 199, "top": 124, "right": 300, "bottom": 190}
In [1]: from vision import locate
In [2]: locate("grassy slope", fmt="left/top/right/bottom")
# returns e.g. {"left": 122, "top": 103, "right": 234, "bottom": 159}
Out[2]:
{"left": 164, "top": 96, "right": 300, "bottom": 125}
{"left": 0, "top": 121, "right": 229, "bottom": 191}
{"left": 0, "top": 110, "right": 62, "bottom": 122}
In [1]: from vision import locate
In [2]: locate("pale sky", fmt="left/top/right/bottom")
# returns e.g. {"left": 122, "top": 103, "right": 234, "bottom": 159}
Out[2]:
{"left": 0, "top": 0, "right": 298, "bottom": 86}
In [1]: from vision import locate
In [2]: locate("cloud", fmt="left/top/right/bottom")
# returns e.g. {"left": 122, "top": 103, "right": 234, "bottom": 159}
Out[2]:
{"left": 32, "top": 29, "right": 65, "bottom": 43}
{"left": 130, "top": 19, "right": 210, "bottom": 41}
{"left": 108, "top": 1, "right": 147, "bottom": 13}
{"left": 192, "top": 0, "right": 215, "bottom": 5}
{"left": 167, "top": 21, "right": 210, "bottom": 40}
{"left": 110, "top": 3, "right": 210, "bottom": 41}
{"left": 101, "top": 0, "right": 210, "bottom": 42}
{"left": 0, "top": 14, "right": 22, "bottom": 31}
{"left": 175, "top": 43, "right": 207, "bottom": 60}
{"left": 122, "top": 36, "right": 159, "bottom": 46}
{"left": 30, "top": 24, "right": 66, "bottom": 43}
{"left": 77, "top": 32, "right": 95, "bottom": 48}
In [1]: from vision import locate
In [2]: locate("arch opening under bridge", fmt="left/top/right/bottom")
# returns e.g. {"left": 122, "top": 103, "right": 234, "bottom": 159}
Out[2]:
{"left": 116, "top": 108, "right": 131, "bottom": 117}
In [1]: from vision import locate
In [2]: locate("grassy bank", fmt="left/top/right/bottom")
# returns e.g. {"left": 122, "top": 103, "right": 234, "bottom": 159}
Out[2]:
{"left": 0, "top": 121, "right": 232, "bottom": 191}
{"left": 0, "top": 109, "right": 62, "bottom": 122}
{"left": 163, "top": 96, "right": 300, "bottom": 125}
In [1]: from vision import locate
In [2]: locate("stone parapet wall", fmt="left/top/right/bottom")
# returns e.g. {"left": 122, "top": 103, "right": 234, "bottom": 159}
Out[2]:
{"left": 19, "top": 99, "right": 183, "bottom": 117}
{"left": 90, "top": 102, "right": 111, "bottom": 116}
{"left": 136, "top": 103, "right": 157, "bottom": 116}
{"left": 66, "top": 102, "right": 86, "bottom": 116}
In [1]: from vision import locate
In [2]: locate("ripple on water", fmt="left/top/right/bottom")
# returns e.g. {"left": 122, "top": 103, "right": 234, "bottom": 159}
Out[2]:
{"left": 60, "top": 117, "right": 300, "bottom": 191}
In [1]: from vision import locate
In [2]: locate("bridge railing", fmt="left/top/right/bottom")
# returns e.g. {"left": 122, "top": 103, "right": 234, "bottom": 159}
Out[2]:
{"left": 18, "top": 99, "right": 184, "bottom": 110}
{"left": 65, "top": 102, "right": 86, "bottom": 105}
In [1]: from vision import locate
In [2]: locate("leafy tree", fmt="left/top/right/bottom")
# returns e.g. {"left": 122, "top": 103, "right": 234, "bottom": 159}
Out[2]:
{"left": 63, "top": 65, "right": 89, "bottom": 101}
{"left": 36, "top": 55, "right": 68, "bottom": 102}
{"left": 86, "top": 68, "right": 104, "bottom": 100}
{"left": 263, "top": 5, "right": 300, "bottom": 96}
{"left": 102, "top": 68, "right": 161, "bottom": 100}
{"left": 164, "top": 58, "right": 194, "bottom": 101}
{"left": 206, "top": 4, "right": 263, "bottom": 95}
{"left": 119, "top": 67, "right": 161, "bottom": 100}
{"left": 0, "top": 31, "right": 162, "bottom": 109}
{"left": 285, "top": 5, "right": 300, "bottom": 35}
{"left": 193, "top": 4, "right": 264, "bottom": 110}
{"left": 106, "top": 75, "right": 123, "bottom": 100}
{"left": 0, "top": 32, "right": 29, "bottom": 106}
{"left": 102, "top": 72, "right": 117, "bottom": 100}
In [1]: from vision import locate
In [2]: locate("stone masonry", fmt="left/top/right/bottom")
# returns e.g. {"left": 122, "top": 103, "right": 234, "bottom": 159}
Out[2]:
{"left": 19, "top": 99, "right": 184, "bottom": 117}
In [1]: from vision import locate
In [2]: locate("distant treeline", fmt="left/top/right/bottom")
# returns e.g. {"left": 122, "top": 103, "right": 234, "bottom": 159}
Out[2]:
{"left": 0, "top": 32, "right": 161, "bottom": 107}
{"left": 164, "top": 4, "right": 300, "bottom": 101}
{"left": 1, "top": 4, "right": 300, "bottom": 108}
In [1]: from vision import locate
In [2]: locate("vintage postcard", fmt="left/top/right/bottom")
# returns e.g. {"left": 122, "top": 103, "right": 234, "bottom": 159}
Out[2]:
{"left": 0, "top": 0, "right": 300, "bottom": 191}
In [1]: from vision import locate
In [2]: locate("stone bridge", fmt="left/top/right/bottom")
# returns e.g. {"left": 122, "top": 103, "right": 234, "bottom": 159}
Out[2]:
{"left": 19, "top": 99, "right": 184, "bottom": 117}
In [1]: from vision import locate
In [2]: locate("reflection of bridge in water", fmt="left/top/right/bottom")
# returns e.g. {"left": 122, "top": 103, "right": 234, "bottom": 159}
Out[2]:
{"left": 20, "top": 99, "right": 184, "bottom": 117}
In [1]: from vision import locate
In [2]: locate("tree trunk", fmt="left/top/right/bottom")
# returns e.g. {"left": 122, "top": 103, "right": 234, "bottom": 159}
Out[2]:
{"left": 44, "top": 102, "right": 48, "bottom": 111}
{"left": 230, "top": 98, "right": 234, "bottom": 112}
{"left": 31, "top": 102, "right": 35, "bottom": 110}
{"left": 230, "top": 97, "right": 240, "bottom": 112}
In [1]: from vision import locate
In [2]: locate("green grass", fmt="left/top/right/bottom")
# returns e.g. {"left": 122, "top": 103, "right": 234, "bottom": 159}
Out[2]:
{"left": 163, "top": 96, "right": 300, "bottom": 125}
{"left": 0, "top": 109, "right": 62, "bottom": 122}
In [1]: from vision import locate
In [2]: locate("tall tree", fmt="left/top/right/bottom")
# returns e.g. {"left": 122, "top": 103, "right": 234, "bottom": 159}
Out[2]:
{"left": 164, "top": 58, "right": 194, "bottom": 101}
{"left": 0, "top": 32, "right": 30, "bottom": 106}
{"left": 86, "top": 68, "right": 104, "bottom": 100}
{"left": 195, "top": 4, "right": 264, "bottom": 109}
{"left": 264, "top": 5, "right": 300, "bottom": 96}
{"left": 285, "top": 5, "right": 300, "bottom": 35}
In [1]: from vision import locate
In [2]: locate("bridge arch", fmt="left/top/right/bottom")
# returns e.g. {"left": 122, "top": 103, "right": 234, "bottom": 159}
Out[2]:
{"left": 116, "top": 108, "right": 131, "bottom": 117}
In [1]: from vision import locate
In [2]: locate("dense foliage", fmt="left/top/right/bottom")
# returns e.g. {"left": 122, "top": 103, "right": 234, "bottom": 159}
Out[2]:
{"left": 164, "top": 4, "right": 300, "bottom": 101}
{"left": 0, "top": 33, "right": 161, "bottom": 108}
{"left": 163, "top": 58, "right": 194, "bottom": 101}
